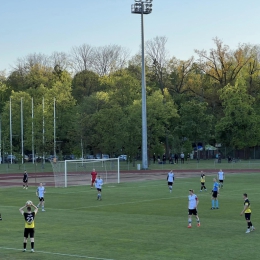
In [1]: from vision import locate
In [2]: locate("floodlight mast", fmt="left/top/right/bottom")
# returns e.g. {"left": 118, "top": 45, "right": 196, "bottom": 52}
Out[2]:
{"left": 131, "top": 0, "right": 153, "bottom": 170}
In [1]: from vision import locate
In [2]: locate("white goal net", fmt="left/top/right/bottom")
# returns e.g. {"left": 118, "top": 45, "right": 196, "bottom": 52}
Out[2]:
{"left": 51, "top": 158, "right": 120, "bottom": 187}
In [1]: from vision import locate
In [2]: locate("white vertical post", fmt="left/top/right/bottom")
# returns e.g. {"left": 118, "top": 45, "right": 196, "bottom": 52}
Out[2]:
{"left": 42, "top": 97, "right": 45, "bottom": 164}
{"left": 0, "top": 117, "right": 1, "bottom": 164}
{"left": 117, "top": 157, "right": 120, "bottom": 183}
{"left": 32, "top": 97, "right": 35, "bottom": 164}
{"left": 65, "top": 160, "right": 67, "bottom": 187}
{"left": 21, "top": 98, "right": 24, "bottom": 164}
{"left": 9, "top": 97, "right": 12, "bottom": 164}
{"left": 54, "top": 98, "right": 56, "bottom": 157}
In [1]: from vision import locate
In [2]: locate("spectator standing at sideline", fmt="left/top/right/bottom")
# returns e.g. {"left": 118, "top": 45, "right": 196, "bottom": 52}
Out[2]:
{"left": 174, "top": 153, "right": 179, "bottom": 164}
{"left": 180, "top": 152, "right": 185, "bottom": 164}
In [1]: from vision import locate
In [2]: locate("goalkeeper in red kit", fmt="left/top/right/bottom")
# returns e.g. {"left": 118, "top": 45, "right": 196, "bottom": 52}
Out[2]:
{"left": 91, "top": 169, "right": 97, "bottom": 188}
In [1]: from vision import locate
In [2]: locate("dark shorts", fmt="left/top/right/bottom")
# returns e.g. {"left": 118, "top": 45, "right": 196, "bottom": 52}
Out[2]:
{"left": 188, "top": 209, "right": 198, "bottom": 215}
{"left": 97, "top": 188, "right": 102, "bottom": 192}
{"left": 39, "top": 197, "right": 44, "bottom": 202}
{"left": 212, "top": 191, "right": 218, "bottom": 198}
{"left": 219, "top": 180, "right": 223, "bottom": 183}
{"left": 245, "top": 213, "right": 251, "bottom": 221}
{"left": 24, "top": 228, "right": 34, "bottom": 238}
{"left": 168, "top": 182, "right": 173, "bottom": 186}
{"left": 201, "top": 182, "right": 205, "bottom": 185}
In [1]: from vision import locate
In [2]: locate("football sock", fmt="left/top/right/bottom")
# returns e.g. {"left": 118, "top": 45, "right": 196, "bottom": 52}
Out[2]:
{"left": 24, "top": 243, "right": 27, "bottom": 249}
{"left": 216, "top": 200, "right": 219, "bottom": 208}
{"left": 211, "top": 200, "right": 215, "bottom": 208}
{"left": 188, "top": 219, "right": 191, "bottom": 225}
{"left": 196, "top": 217, "right": 200, "bottom": 223}
{"left": 31, "top": 242, "right": 34, "bottom": 249}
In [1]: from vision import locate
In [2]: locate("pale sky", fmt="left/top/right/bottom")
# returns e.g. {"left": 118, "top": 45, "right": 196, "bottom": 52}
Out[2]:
{"left": 0, "top": 0, "right": 259, "bottom": 73}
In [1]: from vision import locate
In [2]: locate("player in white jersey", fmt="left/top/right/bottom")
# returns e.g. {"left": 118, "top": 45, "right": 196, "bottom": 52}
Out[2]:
{"left": 167, "top": 170, "right": 174, "bottom": 193}
{"left": 218, "top": 169, "right": 224, "bottom": 188}
{"left": 187, "top": 189, "right": 200, "bottom": 228}
{"left": 36, "top": 183, "right": 46, "bottom": 211}
{"left": 95, "top": 176, "right": 103, "bottom": 200}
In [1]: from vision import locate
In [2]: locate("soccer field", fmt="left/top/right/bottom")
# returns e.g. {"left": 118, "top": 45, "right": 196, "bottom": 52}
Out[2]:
{"left": 0, "top": 172, "right": 259, "bottom": 260}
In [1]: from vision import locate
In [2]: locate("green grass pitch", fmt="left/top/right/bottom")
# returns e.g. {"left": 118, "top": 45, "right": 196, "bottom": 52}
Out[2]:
{"left": 0, "top": 172, "right": 259, "bottom": 260}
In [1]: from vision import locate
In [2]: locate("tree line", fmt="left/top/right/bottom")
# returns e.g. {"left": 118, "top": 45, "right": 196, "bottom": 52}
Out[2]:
{"left": 1, "top": 36, "right": 260, "bottom": 160}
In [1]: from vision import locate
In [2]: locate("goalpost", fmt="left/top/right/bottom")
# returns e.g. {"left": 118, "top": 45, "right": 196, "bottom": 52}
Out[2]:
{"left": 51, "top": 158, "right": 120, "bottom": 187}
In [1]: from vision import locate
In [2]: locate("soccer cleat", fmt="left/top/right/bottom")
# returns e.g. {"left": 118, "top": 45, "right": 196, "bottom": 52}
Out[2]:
{"left": 251, "top": 226, "right": 255, "bottom": 231}
{"left": 187, "top": 225, "right": 192, "bottom": 228}
{"left": 42, "top": 209, "right": 45, "bottom": 212}
{"left": 197, "top": 223, "right": 200, "bottom": 227}
{"left": 245, "top": 229, "right": 250, "bottom": 234}
{"left": 211, "top": 207, "right": 215, "bottom": 210}
{"left": 31, "top": 249, "right": 34, "bottom": 252}
{"left": 205, "top": 189, "right": 207, "bottom": 191}
{"left": 23, "top": 187, "right": 25, "bottom": 189}
{"left": 216, "top": 207, "right": 219, "bottom": 209}
{"left": 23, "top": 249, "right": 26, "bottom": 252}
{"left": 26, "top": 187, "right": 28, "bottom": 189}
{"left": 200, "top": 190, "right": 202, "bottom": 192}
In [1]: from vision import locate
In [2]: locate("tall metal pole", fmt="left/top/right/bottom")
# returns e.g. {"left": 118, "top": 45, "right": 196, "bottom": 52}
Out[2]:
{"left": 140, "top": 3, "right": 148, "bottom": 170}
{"left": 0, "top": 117, "right": 2, "bottom": 164}
{"left": 10, "top": 97, "right": 12, "bottom": 164}
{"left": 132, "top": 0, "right": 152, "bottom": 170}
{"left": 32, "top": 97, "right": 35, "bottom": 164}
{"left": 54, "top": 98, "right": 56, "bottom": 157}
{"left": 42, "top": 97, "right": 45, "bottom": 164}
{"left": 21, "top": 98, "right": 24, "bottom": 164}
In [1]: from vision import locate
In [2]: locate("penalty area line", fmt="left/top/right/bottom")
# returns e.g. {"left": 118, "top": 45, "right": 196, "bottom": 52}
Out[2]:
{"left": 0, "top": 247, "right": 115, "bottom": 260}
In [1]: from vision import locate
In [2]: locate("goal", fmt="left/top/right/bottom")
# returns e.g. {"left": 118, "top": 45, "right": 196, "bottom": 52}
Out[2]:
{"left": 51, "top": 158, "right": 120, "bottom": 187}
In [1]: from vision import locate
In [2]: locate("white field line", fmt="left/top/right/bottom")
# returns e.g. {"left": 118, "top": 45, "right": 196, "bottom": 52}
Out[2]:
{"left": 0, "top": 246, "right": 115, "bottom": 260}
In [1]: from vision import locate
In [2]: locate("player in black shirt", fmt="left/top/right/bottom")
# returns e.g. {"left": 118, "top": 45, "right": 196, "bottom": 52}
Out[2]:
{"left": 23, "top": 170, "right": 28, "bottom": 189}
{"left": 19, "top": 203, "right": 38, "bottom": 252}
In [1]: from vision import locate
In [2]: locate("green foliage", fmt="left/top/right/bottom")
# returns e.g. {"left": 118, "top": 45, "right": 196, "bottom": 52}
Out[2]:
{"left": 176, "top": 100, "right": 213, "bottom": 146}
{"left": 2, "top": 39, "right": 260, "bottom": 157}
{"left": 216, "top": 79, "right": 260, "bottom": 149}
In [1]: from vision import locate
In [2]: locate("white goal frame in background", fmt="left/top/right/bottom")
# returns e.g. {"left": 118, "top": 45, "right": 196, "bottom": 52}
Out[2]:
{"left": 62, "top": 158, "right": 120, "bottom": 187}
